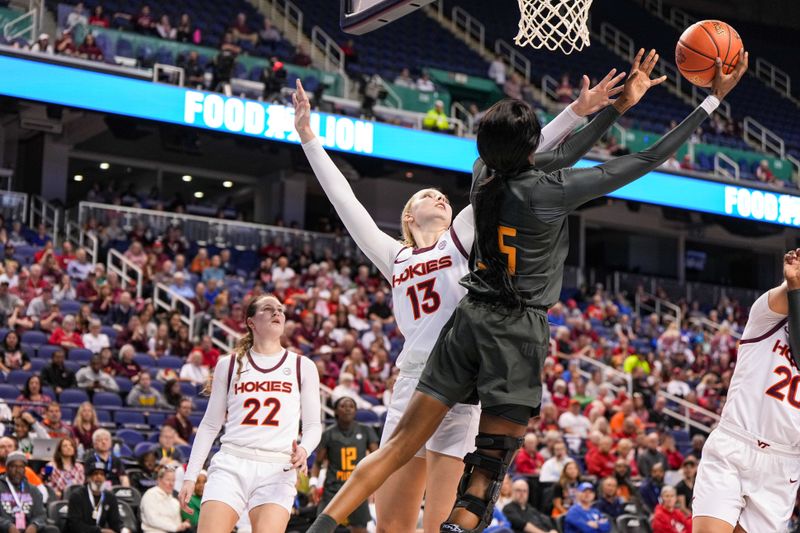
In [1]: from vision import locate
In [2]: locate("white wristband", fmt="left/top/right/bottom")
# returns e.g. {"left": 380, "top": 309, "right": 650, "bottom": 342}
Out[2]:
{"left": 310, "top": 476, "right": 319, "bottom": 488}
{"left": 700, "top": 95, "right": 720, "bottom": 115}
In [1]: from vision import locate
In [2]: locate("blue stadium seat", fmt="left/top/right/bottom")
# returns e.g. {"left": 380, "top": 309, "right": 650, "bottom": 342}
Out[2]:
{"left": 29, "top": 359, "right": 48, "bottom": 372}
{"left": 58, "top": 388, "right": 88, "bottom": 405}
{"left": 101, "top": 326, "right": 118, "bottom": 341}
{"left": 193, "top": 398, "right": 208, "bottom": 413}
{"left": 134, "top": 354, "right": 155, "bottom": 368}
{"left": 134, "top": 442, "right": 154, "bottom": 457}
{"left": 0, "top": 384, "right": 19, "bottom": 400}
{"left": 116, "top": 429, "right": 144, "bottom": 446}
{"left": 179, "top": 382, "right": 197, "bottom": 396}
{"left": 156, "top": 356, "right": 184, "bottom": 370}
{"left": 21, "top": 344, "right": 37, "bottom": 361}
{"left": 114, "top": 411, "right": 146, "bottom": 427}
{"left": 147, "top": 412, "right": 167, "bottom": 427}
{"left": 21, "top": 331, "right": 47, "bottom": 346}
{"left": 58, "top": 299, "right": 81, "bottom": 314}
{"left": 0, "top": 328, "right": 9, "bottom": 342}
{"left": 114, "top": 377, "right": 133, "bottom": 394}
{"left": 188, "top": 414, "right": 203, "bottom": 426}
{"left": 150, "top": 380, "right": 164, "bottom": 393}
{"left": 68, "top": 348, "right": 93, "bottom": 363}
{"left": 96, "top": 409, "right": 112, "bottom": 424}
{"left": 64, "top": 361, "right": 82, "bottom": 373}
{"left": 93, "top": 392, "right": 122, "bottom": 408}
{"left": 177, "top": 444, "right": 192, "bottom": 459}
{"left": 355, "top": 409, "right": 379, "bottom": 424}
{"left": 37, "top": 345, "right": 62, "bottom": 360}
{"left": 6, "top": 370, "right": 33, "bottom": 387}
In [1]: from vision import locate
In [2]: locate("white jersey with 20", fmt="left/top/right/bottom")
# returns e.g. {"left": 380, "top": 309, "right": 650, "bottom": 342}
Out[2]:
{"left": 722, "top": 291, "right": 800, "bottom": 447}
{"left": 391, "top": 227, "right": 470, "bottom": 377}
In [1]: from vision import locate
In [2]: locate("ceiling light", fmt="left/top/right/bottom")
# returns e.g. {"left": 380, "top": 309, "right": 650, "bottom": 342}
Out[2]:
{"left": 194, "top": 191, "right": 204, "bottom": 199}
{"left": 222, "top": 180, "right": 233, "bottom": 188}
{"left": 73, "top": 174, "right": 84, "bottom": 182}
{"left": 99, "top": 162, "right": 110, "bottom": 170}
{"left": 182, "top": 175, "right": 192, "bottom": 182}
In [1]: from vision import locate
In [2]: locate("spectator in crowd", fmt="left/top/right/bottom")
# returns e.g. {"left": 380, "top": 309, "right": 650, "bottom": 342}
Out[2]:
{"left": 46, "top": 437, "right": 85, "bottom": 499}
{"left": 170, "top": 325, "right": 193, "bottom": 358}
{"left": 551, "top": 461, "right": 581, "bottom": 518}
{"left": 55, "top": 29, "right": 78, "bottom": 56}
{"left": 202, "top": 255, "right": 225, "bottom": 283}
{"left": 16, "top": 375, "right": 53, "bottom": 416}
{"left": 586, "top": 435, "right": 616, "bottom": 478}
{"left": 164, "top": 398, "right": 194, "bottom": 446}
{"left": 127, "top": 371, "right": 167, "bottom": 409}
{"left": 88, "top": 5, "right": 109, "bottom": 28}
{"left": 539, "top": 440, "right": 571, "bottom": 483}
{"left": 503, "top": 479, "right": 557, "bottom": 533}
{"left": 30, "top": 33, "right": 53, "bottom": 54}
{"left": 155, "top": 14, "right": 176, "bottom": 40}
{"left": 1, "top": 330, "right": 30, "bottom": 374}
{"left": 651, "top": 485, "right": 691, "bottom": 533}
{"left": 27, "top": 284, "right": 55, "bottom": 322}
{"left": 7, "top": 301, "right": 34, "bottom": 334}
{"left": 198, "top": 335, "right": 220, "bottom": 368}
{"left": 0, "top": 452, "right": 53, "bottom": 533}
{"left": 0, "top": 281, "right": 21, "bottom": 321}
{"left": 488, "top": 54, "right": 507, "bottom": 85}
{"left": 259, "top": 16, "right": 281, "bottom": 46}
{"left": 129, "top": 450, "right": 159, "bottom": 494}
{"left": 559, "top": 399, "right": 592, "bottom": 438}
{"left": 168, "top": 272, "right": 194, "bottom": 299}
{"left": 107, "top": 291, "right": 135, "bottom": 327}
{"left": 292, "top": 45, "right": 312, "bottom": 67}
{"left": 71, "top": 401, "right": 99, "bottom": 451}
{"left": 124, "top": 241, "right": 148, "bottom": 269}
{"left": 13, "top": 413, "right": 50, "bottom": 455}
{"left": 162, "top": 379, "right": 183, "bottom": 410}
{"left": 112, "top": 344, "right": 142, "bottom": 383}
{"left": 140, "top": 467, "right": 191, "bottom": 533}
{"left": 65, "top": 1, "right": 88, "bottom": 32}
{"left": 230, "top": 12, "right": 257, "bottom": 45}
{"left": 179, "top": 51, "right": 206, "bottom": 88}
{"left": 180, "top": 469, "right": 206, "bottom": 529}
{"left": 556, "top": 74, "right": 574, "bottom": 104}
{"left": 661, "top": 153, "right": 681, "bottom": 170}
{"left": 423, "top": 100, "right": 453, "bottom": 134}
{"left": 48, "top": 314, "right": 84, "bottom": 349}
{"left": 756, "top": 159, "right": 778, "bottom": 185}
{"left": 639, "top": 463, "right": 666, "bottom": 513}
{"left": 83, "top": 319, "right": 111, "bottom": 354}
{"left": 513, "top": 432, "right": 544, "bottom": 475}
{"left": 394, "top": 67, "right": 415, "bottom": 88}
{"left": 592, "top": 477, "right": 625, "bottom": 521}
{"left": 133, "top": 4, "right": 156, "bottom": 34}
{"left": 66, "top": 249, "right": 93, "bottom": 280}
{"left": 65, "top": 461, "right": 126, "bottom": 533}
{"left": 413, "top": 72, "right": 435, "bottom": 93}
{"left": 179, "top": 349, "right": 208, "bottom": 387}
{"left": 175, "top": 13, "right": 197, "bottom": 43}
{"left": 331, "top": 372, "right": 373, "bottom": 411}
{"left": 564, "top": 482, "right": 610, "bottom": 533}
{"left": 189, "top": 248, "right": 210, "bottom": 274}
{"left": 150, "top": 426, "right": 183, "bottom": 467}
{"left": 53, "top": 273, "right": 76, "bottom": 302}
{"left": 40, "top": 348, "right": 76, "bottom": 395}
{"left": 35, "top": 403, "right": 72, "bottom": 439}
{"left": 675, "top": 455, "right": 697, "bottom": 514}
{"left": 76, "top": 271, "right": 100, "bottom": 302}
{"left": 679, "top": 154, "right": 694, "bottom": 171}
{"left": 504, "top": 72, "right": 524, "bottom": 100}
{"left": 83, "top": 429, "right": 130, "bottom": 487}
{"left": 637, "top": 432, "right": 668, "bottom": 479}
{"left": 76, "top": 354, "right": 120, "bottom": 393}
{"left": 0, "top": 437, "right": 44, "bottom": 488}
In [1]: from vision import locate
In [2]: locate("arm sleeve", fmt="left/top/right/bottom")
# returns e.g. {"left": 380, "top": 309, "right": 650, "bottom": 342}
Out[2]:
{"left": 534, "top": 106, "right": 620, "bottom": 173}
{"left": 302, "top": 137, "right": 404, "bottom": 280}
{"left": 786, "top": 289, "right": 800, "bottom": 369}
{"left": 184, "top": 357, "right": 230, "bottom": 482}
{"left": 536, "top": 98, "right": 718, "bottom": 220}
{"left": 537, "top": 104, "right": 584, "bottom": 152}
{"left": 298, "top": 356, "right": 322, "bottom": 454}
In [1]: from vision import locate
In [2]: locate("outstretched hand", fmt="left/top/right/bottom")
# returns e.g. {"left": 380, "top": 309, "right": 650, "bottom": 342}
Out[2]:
{"left": 613, "top": 48, "right": 667, "bottom": 114}
{"left": 784, "top": 248, "right": 800, "bottom": 290}
{"left": 292, "top": 79, "right": 315, "bottom": 143}
{"left": 711, "top": 49, "right": 748, "bottom": 101}
{"left": 571, "top": 69, "right": 626, "bottom": 117}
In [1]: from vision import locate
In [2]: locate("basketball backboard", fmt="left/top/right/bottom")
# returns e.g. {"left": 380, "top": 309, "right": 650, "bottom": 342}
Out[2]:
{"left": 341, "top": 0, "right": 437, "bottom": 35}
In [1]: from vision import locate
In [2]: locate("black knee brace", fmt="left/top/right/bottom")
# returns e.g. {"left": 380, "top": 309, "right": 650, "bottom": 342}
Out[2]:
{"left": 440, "top": 433, "right": 523, "bottom": 533}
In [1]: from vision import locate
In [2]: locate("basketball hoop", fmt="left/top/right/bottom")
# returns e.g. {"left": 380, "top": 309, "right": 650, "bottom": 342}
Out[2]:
{"left": 514, "top": 0, "right": 593, "bottom": 55}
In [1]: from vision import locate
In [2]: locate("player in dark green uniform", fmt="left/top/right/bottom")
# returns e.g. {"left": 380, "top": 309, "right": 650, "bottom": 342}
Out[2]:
{"left": 311, "top": 397, "right": 379, "bottom": 532}
{"left": 308, "top": 49, "right": 748, "bottom": 533}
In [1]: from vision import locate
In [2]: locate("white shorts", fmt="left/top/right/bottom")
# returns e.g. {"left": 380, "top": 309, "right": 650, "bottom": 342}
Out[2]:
{"left": 202, "top": 451, "right": 297, "bottom": 515}
{"left": 693, "top": 424, "right": 800, "bottom": 533}
{"left": 381, "top": 374, "right": 480, "bottom": 458}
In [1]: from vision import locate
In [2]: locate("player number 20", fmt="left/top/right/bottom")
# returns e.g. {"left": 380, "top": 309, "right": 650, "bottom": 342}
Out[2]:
{"left": 765, "top": 366, "right": 800, "bottom": 409}
{"left": 241, "top": 397, "right": 281, "bottom": 426}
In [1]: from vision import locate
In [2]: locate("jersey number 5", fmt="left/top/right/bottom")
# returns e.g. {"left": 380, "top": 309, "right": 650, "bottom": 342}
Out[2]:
{"left": 241, "top": 398, "right": 281, "bottom": 426}
{"left": 406, "top": 279, "right": 441, "bottom": 320}
{"left": 498, "top": 225, "right": 517, "bottom": 275}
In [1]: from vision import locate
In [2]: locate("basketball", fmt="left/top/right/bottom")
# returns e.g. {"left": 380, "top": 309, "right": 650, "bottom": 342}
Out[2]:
{"left": 675, "top": 20, "right": 743, "bottom": 87}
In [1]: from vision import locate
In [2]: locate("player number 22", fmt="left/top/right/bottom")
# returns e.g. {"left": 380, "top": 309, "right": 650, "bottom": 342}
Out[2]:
{"left": 765, "top": 366, "right": 800, "bottom": 409}
{"left": 241, "top": 397, "right": 281, "bottom": 426}
{"left": 406, "top": 278, "right": 441, "bottom": 320}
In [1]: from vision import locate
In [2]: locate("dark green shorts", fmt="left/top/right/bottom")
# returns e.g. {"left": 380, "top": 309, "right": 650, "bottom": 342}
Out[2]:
{"left": 319, "top": 489, "right": 371, "bottom": 527}
{"left": 417, "top": 295, "right": 549, "bottom": 419}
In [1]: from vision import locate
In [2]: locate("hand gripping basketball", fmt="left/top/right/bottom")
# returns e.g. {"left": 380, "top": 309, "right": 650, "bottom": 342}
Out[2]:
{"left": 711, "top": 49, "right": 749, "bottom": 101}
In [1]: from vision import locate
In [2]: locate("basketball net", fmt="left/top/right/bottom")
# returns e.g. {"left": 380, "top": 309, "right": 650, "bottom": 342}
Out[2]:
{"left": 514, "top": 0, "right": 593, "bottom": 55}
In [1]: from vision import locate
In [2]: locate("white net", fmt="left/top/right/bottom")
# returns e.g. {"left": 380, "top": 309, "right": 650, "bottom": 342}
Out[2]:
{"left": 514, "top": 0, "right": 593, "bottom": 55}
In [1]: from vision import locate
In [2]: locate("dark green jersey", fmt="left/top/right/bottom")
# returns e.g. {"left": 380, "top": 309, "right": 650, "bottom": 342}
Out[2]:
{"left": 462, "top": 103, "right": 713, "bottom": 307}
{"left": 320, "top": 423, "right": 378, "bottom": 492}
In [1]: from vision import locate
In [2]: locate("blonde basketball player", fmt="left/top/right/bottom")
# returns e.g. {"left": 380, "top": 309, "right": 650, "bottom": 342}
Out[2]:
{"left": 693, "top": 249, "right": 800, "bottom": 533}
{"left": 178, "top": 294, "right": 321, "bottom": 533}
{"left": 294, "top": 68, "right": 626, "bottom": 533}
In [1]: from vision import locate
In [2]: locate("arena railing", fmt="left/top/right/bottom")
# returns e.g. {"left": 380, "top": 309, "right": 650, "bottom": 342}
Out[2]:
{"left": 252, "top": 0, "right": 305, "bottom": 44}
{"left": 30, "top": 195, "right": 60, "bottom": 246}
{"left": 153, "top": 282, "right": 197, "bottom": 339}
{"left": 610, "top": 270, "right": 760, "bottom": 309}
{"left": 659, "top": 390, "right": 720, "bottom": 434}
{"left": 107, "top": 248, "right": 144, "bottom": 300}
{"left": 452, "top": 5, "right": 485, "bottom": 50}
{"left": 0, "top": 189, "right": 27, "bottom": 223}
{"left": 690, "top": 316, "right": 742, "bottom": 340}
{"left": 77, "top": 202, "right": 362, "bottom": 259}
{"left": 635, "top": 291, "right": 682, "bottom": 326}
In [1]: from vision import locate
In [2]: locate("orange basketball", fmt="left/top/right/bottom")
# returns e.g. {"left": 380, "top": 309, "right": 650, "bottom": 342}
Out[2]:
{"left": 675, "top": 20, "right": 743, "bottom": 87}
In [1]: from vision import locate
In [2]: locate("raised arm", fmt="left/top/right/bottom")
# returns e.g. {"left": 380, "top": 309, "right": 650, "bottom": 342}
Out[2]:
{"left": 782, "top": 249, "right": 800, "bottom": 368}
{"left": 557, "top": 50, "right": 747, "bottom": 212}
{"left": 293, "top": 80, "right": 403, "bottom": 280}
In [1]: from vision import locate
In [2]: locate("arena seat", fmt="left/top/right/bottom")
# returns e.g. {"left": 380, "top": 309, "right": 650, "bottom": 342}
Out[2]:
{"left": 116, "top": 428, "right": 145, "bottom": 446}
{"left": 6, "top": 370, "right": 32, "bottom": 387}
{"left": 58, "top": 388, "right": 89, "bottom": 406}
{"left": 68, "top": 348, "right": 93, "bottom": 363}
{"left": 93, "top": 391, "right": 123, "bottom": 408}
{"left": 37, "top": 345, "right": 62, "bottom": 360}
{"left": 0, "top": 384, "right": 19, "bottom": 400}
{"left": 21, "top": 331, "right": 47, "bottom": 346}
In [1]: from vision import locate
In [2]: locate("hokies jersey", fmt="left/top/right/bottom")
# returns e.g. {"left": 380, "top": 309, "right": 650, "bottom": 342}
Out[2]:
{"left": 391, "top": 227, "right": 470, "bottom": 376}
{"left": 721, "top": 291, "right": 800, "bottom": 447}
{"left": 221, "top": 349, "right": 303, "bottom": 455}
